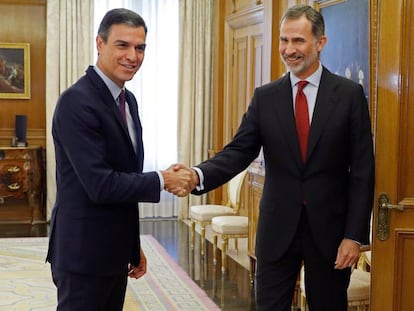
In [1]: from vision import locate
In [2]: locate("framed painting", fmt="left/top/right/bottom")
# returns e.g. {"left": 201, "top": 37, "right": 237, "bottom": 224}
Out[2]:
{"left": 314, "top": 0, "right": 369, "bottom": 97}
{"left": 0, "top": 43, "right": 31, "bottom": 99}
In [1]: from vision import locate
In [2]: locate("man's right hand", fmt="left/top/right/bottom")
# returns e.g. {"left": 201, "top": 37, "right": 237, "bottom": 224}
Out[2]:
{"left": 161, "top": 164, "right": 198, "bottom": 197}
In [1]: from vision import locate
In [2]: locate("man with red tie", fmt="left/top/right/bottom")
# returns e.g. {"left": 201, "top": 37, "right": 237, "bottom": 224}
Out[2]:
{"left": 178, "top": 4, "right": 374, "bottom": 311}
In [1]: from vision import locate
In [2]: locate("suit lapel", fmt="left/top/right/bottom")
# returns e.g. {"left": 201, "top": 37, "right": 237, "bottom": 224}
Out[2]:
{"left": 276, "top": 69, "right": 338, "bottom": 167}
{"left": 273, "top": 74, "right": 303, "bottom": 167}
{"left": 307, "top": 68, "right": 337, "bottom": 161}
{"left": 125, "top": 90, "right": 144, "bottom": 170}
{"left": 86, "top": 67, "right": 144, "bottom": 170}
{"left": 86, "top": 66, "right": 130, "bottom": 133}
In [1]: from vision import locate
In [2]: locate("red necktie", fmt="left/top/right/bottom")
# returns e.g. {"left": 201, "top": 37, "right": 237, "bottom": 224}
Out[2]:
{"left": 119, "top": 89, "right": 127, "bottom": 124}
{"left": 295, "top": 81, "right": 309, "bottom": 162}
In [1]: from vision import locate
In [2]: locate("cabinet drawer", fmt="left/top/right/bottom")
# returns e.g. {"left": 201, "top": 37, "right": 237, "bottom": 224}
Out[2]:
{"left": 0, "top": 160, "right": 29, "bottom": 198}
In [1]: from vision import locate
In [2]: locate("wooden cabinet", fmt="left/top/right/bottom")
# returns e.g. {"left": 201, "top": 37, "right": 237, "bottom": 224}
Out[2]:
{"left": 0, "top": 146, "right": 45, "bottom": 223}
{"left": 247, "top": 161, "right": 265, "bottom": 281}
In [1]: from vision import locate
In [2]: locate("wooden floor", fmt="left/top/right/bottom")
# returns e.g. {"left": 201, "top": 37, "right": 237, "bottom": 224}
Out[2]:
{"left": 0, "top": 219, "right": 256, "bottom": 311}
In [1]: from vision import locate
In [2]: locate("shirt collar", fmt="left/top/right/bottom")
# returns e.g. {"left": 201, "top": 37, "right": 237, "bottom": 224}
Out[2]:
{"left": 290, "top": 62, "right": 323, "bottom": 88}
{"left": 93, "top": 65, "right": 123, "bottom": 100}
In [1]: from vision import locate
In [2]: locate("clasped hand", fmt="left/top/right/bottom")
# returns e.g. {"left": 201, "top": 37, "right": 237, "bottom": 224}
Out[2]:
{"left": 161, "top": 164, "right": 199, "bottom": 197}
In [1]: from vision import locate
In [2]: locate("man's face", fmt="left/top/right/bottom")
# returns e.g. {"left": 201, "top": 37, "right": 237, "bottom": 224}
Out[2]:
{"left": 96, "top": 24, "right": 146, "bottom": 88}
{"left": 279, "top": 15, "right": 326, "bottom": 79}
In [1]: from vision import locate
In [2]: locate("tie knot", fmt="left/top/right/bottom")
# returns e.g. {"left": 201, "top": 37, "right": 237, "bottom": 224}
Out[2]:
{"left": 297, "top": 81, "right": 308, "bottom": 92}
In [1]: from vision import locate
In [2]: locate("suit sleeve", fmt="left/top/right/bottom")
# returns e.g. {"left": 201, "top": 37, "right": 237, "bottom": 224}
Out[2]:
{"left": 344, "top": 84, "right": 375, "bottom": 244}
{"left": 193, "top": 88, "right": 264, "bottom": 193}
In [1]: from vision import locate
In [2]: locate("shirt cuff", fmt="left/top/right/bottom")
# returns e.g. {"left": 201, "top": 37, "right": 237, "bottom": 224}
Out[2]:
{"left": 192, "top": 167, "right": 204, "bottom": 191}
{"left": 156, "top": 171, "right": 164, "bottom": 191}
{"left": 346, "top": 238, "right": 361, "bottom": 245}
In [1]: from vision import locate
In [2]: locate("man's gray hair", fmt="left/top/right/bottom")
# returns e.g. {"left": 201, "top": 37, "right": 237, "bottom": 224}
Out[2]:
{"left": 281, "top": 4, "right": 325, "bottom": 40}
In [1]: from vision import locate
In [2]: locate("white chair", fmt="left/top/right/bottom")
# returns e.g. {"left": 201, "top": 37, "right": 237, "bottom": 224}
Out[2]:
{"left": 300, "top": 246, "right": 371, "bottom": 311}
{"left": 189, "top": 170, "right": 247, "bottom": 255}
{"left": 211, "top": 214, "right": 248, "bottom": 274}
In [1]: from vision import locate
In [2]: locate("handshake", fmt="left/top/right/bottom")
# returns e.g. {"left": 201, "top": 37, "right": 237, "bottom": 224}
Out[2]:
{"left": 161, "top": 164, "right": 199, "bottom": 197}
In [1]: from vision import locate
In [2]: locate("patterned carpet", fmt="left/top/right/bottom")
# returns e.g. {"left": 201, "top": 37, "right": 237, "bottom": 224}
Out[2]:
{"left": 0, "top": 235, "right": 220, "bottom": 311}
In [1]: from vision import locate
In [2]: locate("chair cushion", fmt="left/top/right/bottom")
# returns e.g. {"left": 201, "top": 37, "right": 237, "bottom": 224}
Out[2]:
{"left": 347, "top": 269, "right": 370, "bottom": 301}
{"left": 189, "top": 205, "right": 235, "bottom": 221}
{"left": 211, "top": 216, "right": 248, "bottom": 234}
{"left": 300, "top": 266, "right": 370, "bottom": 301}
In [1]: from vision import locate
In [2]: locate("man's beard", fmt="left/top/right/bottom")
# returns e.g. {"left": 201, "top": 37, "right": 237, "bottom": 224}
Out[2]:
{"left": 281, "top": 48, "right": 318, "bottom": 76}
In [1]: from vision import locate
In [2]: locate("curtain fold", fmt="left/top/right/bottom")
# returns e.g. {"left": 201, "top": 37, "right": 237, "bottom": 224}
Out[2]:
{"left": 93, "top": 0, "right": 180, "bottom": 218}
{"left": 46, "top": 0, "right": 94, "bottom": 220}
{"left": 133, "top": 0, "right": 180, "bottom": 218}
{"left": 177, "top": 0, "right": 214, "bottom": 218}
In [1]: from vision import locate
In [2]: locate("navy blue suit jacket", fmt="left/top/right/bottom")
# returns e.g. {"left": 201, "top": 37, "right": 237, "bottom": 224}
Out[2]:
{"left": 47, "top": 66, "right": 161, "bottom": 276}
{"left": 193, "top": 67, "right": 375, "bottom": 263}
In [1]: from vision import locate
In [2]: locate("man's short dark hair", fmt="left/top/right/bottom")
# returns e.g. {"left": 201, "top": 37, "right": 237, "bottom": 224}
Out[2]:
{"left": 98, "top": 8, "right": 147, "bottom": 42}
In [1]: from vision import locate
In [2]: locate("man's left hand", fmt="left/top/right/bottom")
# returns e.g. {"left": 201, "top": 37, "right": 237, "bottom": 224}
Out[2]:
{"left": 334, "top": 238, "right": 360, "bottom": 270}
{"left": 128, "top": 248, "right": 147, "bottom": 279}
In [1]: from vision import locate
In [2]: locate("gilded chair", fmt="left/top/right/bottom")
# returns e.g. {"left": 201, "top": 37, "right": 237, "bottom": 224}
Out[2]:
{"left": 189, "top": 169, "right": 247, "bottom": 255}
{"left": 300, "top": 246, "right": 371, "bottom": 311}
{"left": 211, "top": 214, "right": 248, "bottom": 274}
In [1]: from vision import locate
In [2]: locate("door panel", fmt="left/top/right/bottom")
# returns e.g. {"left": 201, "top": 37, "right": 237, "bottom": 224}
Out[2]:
{"left": 224, "top": 7, "right": 264, "bottom": 144}
{"left": 371, "top": 0, "right": 414, "bottom": 310}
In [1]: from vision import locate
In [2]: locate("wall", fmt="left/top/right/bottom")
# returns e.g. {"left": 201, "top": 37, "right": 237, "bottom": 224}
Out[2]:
{"left": 0, "top": 0, "right": 46, "bottom": 148}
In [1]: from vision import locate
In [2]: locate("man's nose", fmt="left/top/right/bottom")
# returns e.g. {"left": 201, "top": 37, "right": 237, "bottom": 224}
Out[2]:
{"left": 284, "top": 42, "right": 296, "bottom": 55}
{"left": 125, "top": 47, "right": 138, "bottom": 61}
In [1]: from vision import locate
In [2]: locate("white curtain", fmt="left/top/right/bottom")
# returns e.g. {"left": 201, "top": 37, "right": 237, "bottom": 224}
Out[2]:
{"left": 94, "top": 0, "right": 180, "bottom": 218}
{"left": 177, "top": 0, "right": 214, "bottom": 218}
{"left": 46, "top": 0, "right": 94, "bottom": 220}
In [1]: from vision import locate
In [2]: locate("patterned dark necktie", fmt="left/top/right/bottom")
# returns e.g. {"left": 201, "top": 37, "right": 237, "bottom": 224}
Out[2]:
{"left": 118, "top": 89, "right": 127, "bottom": 124}
{"left": 295, "top": 81, "right": 309, "bottom": 162}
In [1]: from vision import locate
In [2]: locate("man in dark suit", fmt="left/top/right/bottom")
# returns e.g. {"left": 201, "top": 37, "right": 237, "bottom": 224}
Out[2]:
{"left": 46, "top": 8, "right": 192, "bottom": 311}
{"left": 177, "top": 4, "right": 374, "bottom": 311}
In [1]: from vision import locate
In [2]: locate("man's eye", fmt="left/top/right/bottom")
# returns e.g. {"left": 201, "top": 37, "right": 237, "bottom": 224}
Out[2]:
{"left": 136, "top": 45, "right": 146, "bottom": 52}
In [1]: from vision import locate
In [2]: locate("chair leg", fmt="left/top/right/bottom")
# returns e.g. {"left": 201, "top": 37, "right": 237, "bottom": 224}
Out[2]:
{"left": 221, "top": 237, "right": 228, "bottom": 274}
{"left": 300, "top": 293, "right": 307, "bottom": 311}
{"left": 249, "top": 257, "right": 256, "bottom": 285}
{"left": 213, "top": 235, "right": 218, "bottom": 265}
{"left": 234, "top": 238, "right": 238, "bottom": 254}
{"left": 200, "top": 225, "right": 206, "bottom": 256}
{"left": 191, "top": 221, "right": 196, "bottom": 249}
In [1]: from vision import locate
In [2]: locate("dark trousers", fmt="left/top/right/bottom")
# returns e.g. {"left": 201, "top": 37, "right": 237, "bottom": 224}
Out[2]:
{"left": 255, "top": 211, "right": 351, "bottom": 311}
{"left": 51, "top": 265, "right": 128, "bottom": 311}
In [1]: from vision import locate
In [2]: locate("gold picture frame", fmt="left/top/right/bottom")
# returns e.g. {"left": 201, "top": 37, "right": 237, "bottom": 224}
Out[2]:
{"left": 314, "top": 0, "right": 347, "bottom": 10}
{"left": 0, "top": 42, "right": 31, "bottom": 99}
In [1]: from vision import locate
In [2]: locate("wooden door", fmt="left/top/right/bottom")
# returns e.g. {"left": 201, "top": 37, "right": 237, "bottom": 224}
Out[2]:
{"left": 223, "top": 5, "right": 265, "bottom": 144}
{"left": 370, "top": 0, "right": 414, "bottom": 310}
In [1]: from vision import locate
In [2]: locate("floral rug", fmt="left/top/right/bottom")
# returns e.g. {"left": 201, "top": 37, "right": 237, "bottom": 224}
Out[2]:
{"left": 0, "top": 235, "right": 220, "bottom": 311}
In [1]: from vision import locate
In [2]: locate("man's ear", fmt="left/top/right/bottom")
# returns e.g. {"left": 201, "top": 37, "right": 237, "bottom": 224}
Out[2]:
{"left": 317, "top": 35, "right": 327, "bottom": 52}
{"left": 96, "top": 35, "right": 103, "bottom": 52}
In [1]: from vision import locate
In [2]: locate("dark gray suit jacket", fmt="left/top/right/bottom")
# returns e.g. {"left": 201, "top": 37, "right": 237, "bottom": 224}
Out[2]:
{"left": 47, "top": 66, "right": 161, "bottom": 276}
{"left": 193, "top": 67, "right": 374, "bottom": 262}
